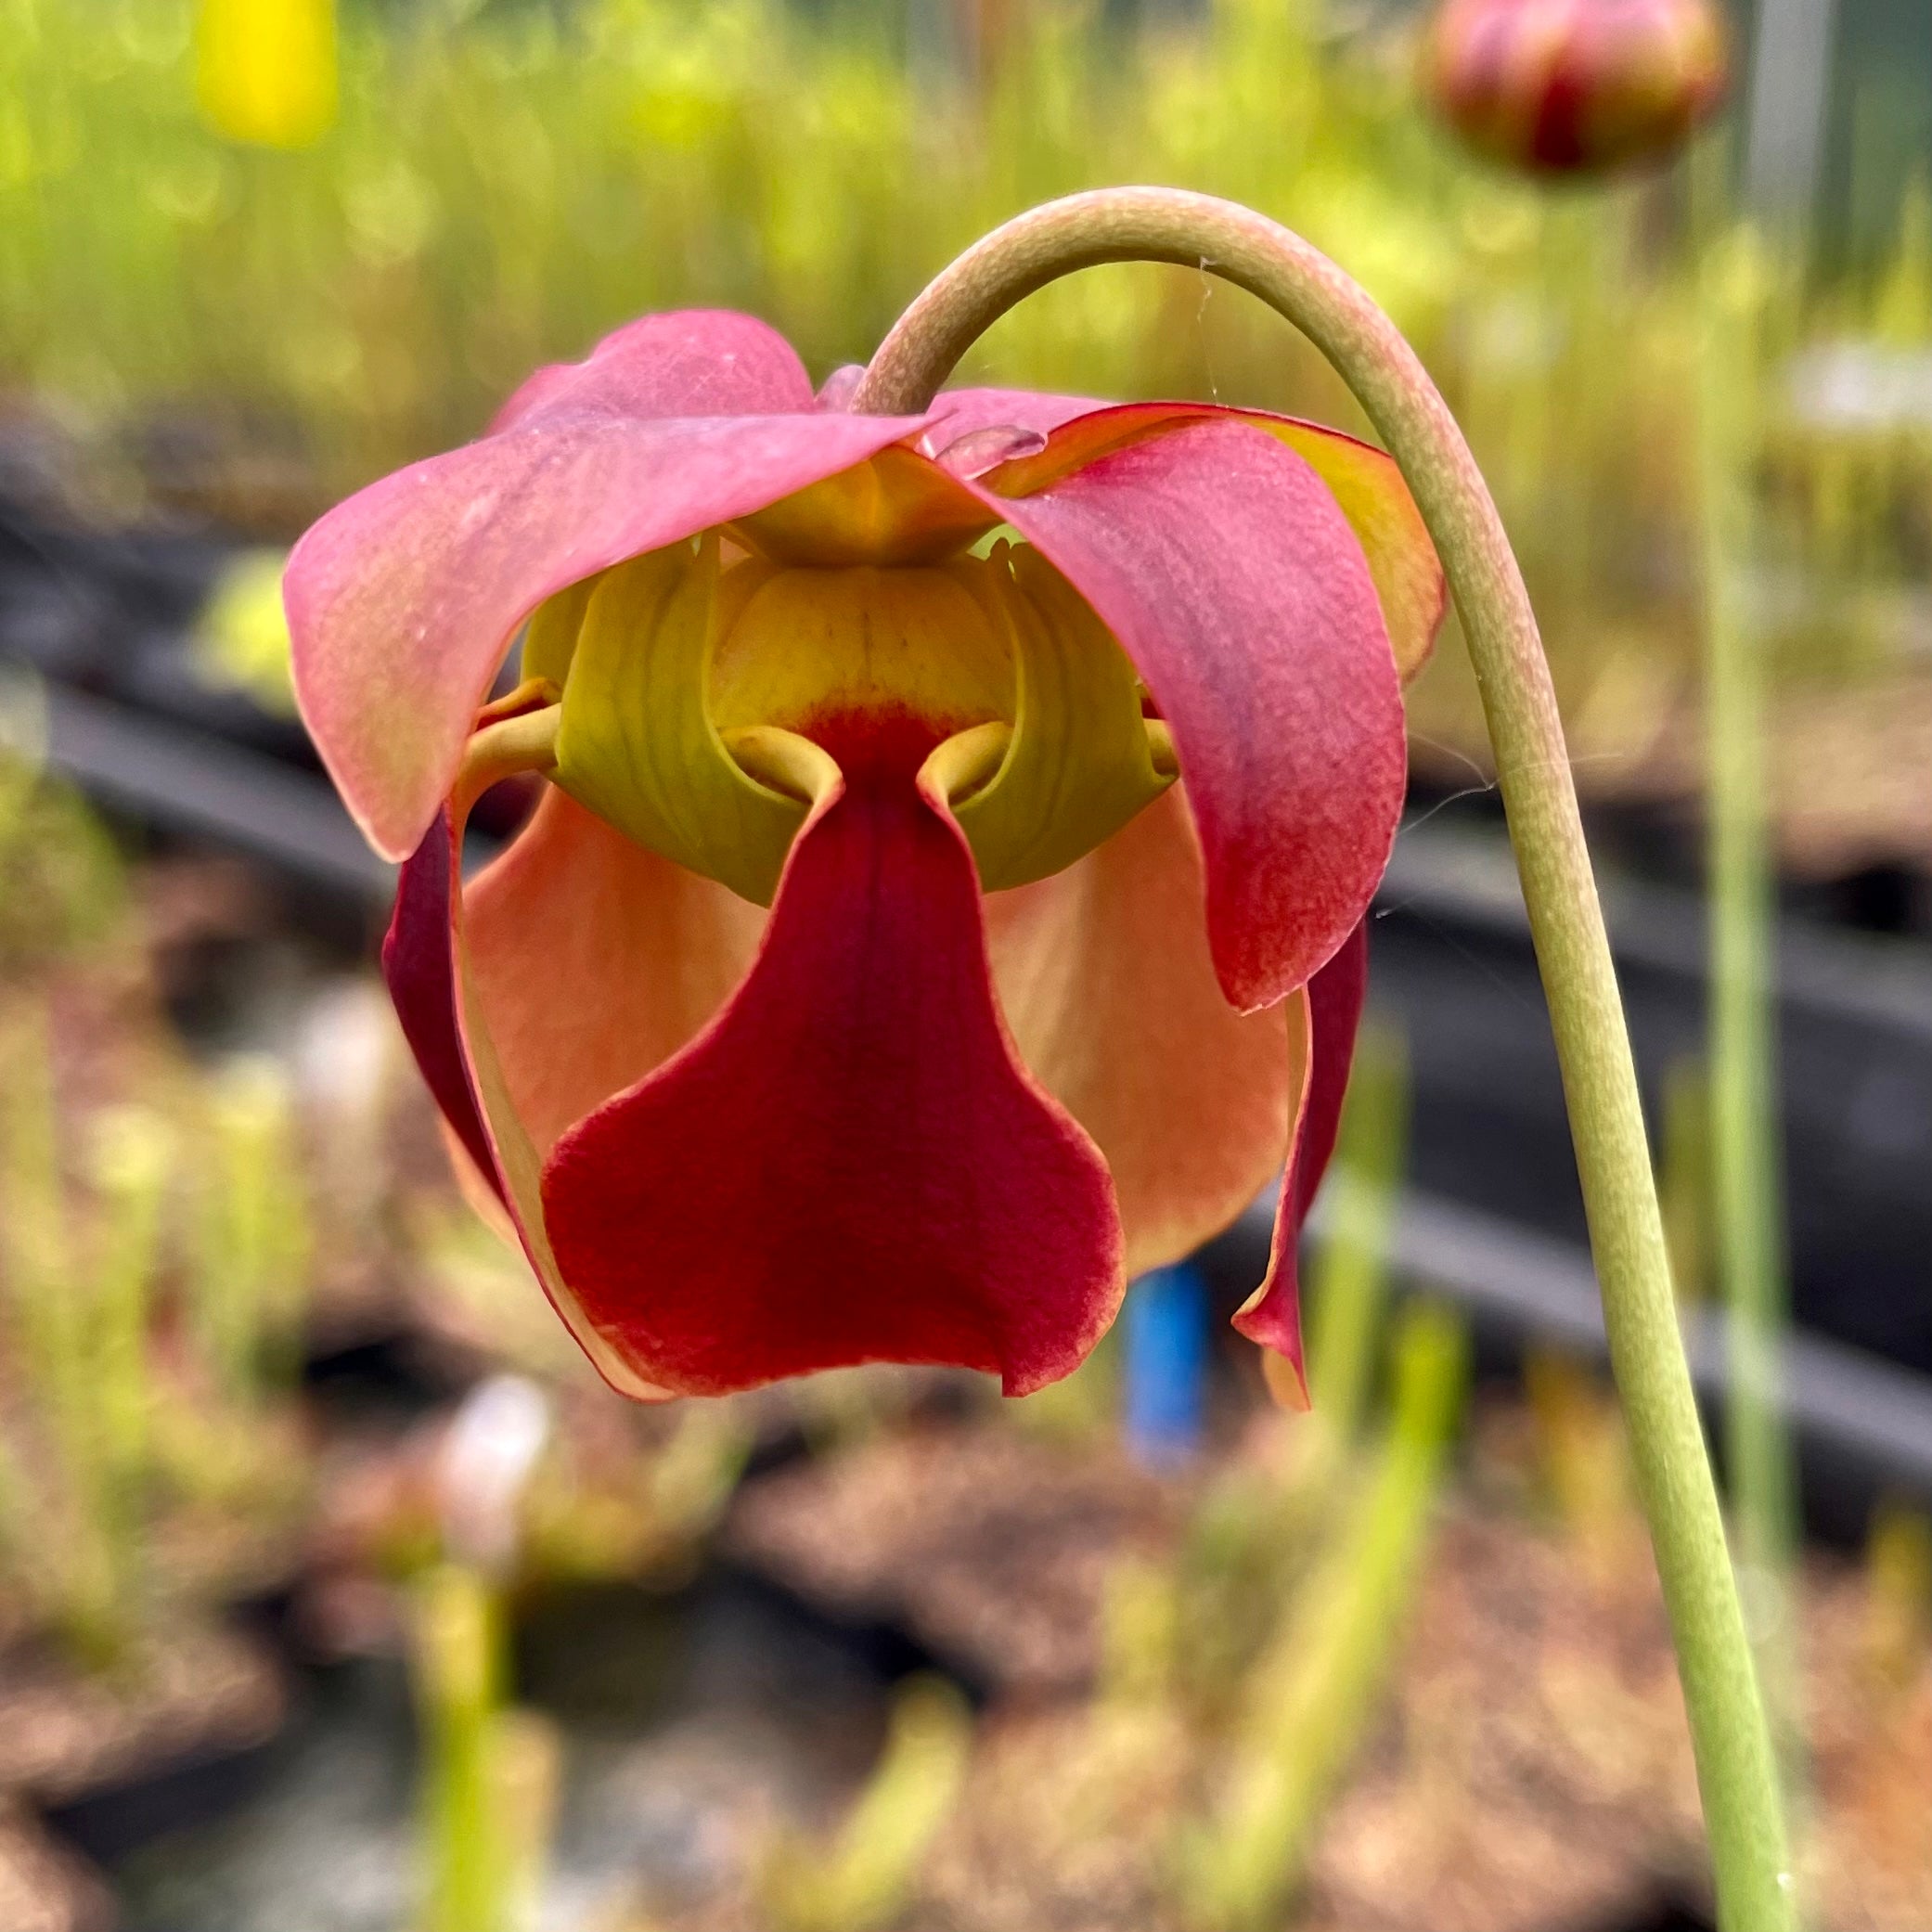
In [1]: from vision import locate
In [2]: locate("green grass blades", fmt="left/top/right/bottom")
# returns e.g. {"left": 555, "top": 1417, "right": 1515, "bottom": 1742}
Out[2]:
{"left": 1174, "top": 1302, "right": 1468, "bottom": 1932}
{"left": 409, "top": 1562, "right": 562, "bottom": 1932}
{"left": 762, "top": 1672, "right": 974, "bottom": 1932}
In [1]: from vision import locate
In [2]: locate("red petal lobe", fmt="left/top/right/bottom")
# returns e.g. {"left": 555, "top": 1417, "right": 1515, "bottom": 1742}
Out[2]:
{"left": 540, "top": 764, "right": 1126, "bottom": 1397}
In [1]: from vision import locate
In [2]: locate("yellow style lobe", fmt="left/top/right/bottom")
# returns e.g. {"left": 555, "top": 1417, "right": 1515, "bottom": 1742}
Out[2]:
{"left": 548, "top": 538, "right": 831, "bottom": 907}
{"left": 941, "top": 543, "right": 1174, "bottom": 892}
{"left": 526, "top": 535, "right": 1176, "bottom": 904}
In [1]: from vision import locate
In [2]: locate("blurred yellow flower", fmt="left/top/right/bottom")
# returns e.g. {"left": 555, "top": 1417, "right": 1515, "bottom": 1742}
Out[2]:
{"left": 194, "top": 548, "right": 298, "bottom": 715}
{"left": 197, "top": 0, "right": 337, "bottom": 148}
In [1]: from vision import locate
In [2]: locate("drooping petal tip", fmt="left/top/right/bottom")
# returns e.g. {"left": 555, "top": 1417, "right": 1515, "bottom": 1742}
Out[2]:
{"left": 1231, "top": 921, "right": 1371, "bottom": 1404}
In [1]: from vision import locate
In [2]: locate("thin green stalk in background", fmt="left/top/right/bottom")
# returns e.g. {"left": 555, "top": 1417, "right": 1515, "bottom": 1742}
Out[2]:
{"left": 0, "top": 1005, "right": 118, "bottom": 1660}
{"left": 411, "top": 1563, "right": 512, "bottom": 1932}
{"left": 1302, "top": 1022, "right": 1409, "bottom": 1448}
{"left": 1657, "top": 1053, "right": 1714, "bottom": 1309}
{"left": 89, "top": 1107, "right": 172, "bottom": 1499}
{"left": 409, "top": 1382, "right": 563, "bottom": 1932}
{"left": 0, "top": 1019, "right": 175, "bottom": 1665}
{"left": 0, "top": 1000, "right": 72, "bottom": 1414}
{"left": 1171, "top": 1021, "right": 1410, "bottom": 1683}
{"left": 764, "top": 1674, "right": 972, "bottom": 1932}
{"left": 1177, "top": 1300, "right": 1466, "bottom": 1931}
{"left": 194, "top": 1058, "right": 312, "bottom": 1406}
{"left": 854, "top": 187, "right": 1791, "bottom": 1932}
{"left": 1694, "top": 183, "right": 1805, "bottom": 1802}
{"left": 488, "top": 1708, "right": 561, "bottom": 1932}
{"left": 84, "top": 1104, "right": 174, "bottom": 1655}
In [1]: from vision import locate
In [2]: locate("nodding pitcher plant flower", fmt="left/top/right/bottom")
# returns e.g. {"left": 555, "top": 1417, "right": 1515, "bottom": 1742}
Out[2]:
{"left": 287, "top": 310, "right": 1443, "bottom": 1403}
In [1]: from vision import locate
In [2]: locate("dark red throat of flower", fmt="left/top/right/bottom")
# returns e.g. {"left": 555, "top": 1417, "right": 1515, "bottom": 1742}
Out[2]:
{"left": 798, "top": 707, "right": 961, "bottom": 783}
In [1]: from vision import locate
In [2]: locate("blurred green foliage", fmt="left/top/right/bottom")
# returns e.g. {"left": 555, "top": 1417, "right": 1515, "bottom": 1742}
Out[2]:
{"left": 3, "top": 0, "right": 1466, "bottom": 493}
{"left": 6, "top": 0, "right": 1927, "bottom": 770}
{"left": 764, "top": 1673, "right": 973, "bottom": 1932}
{"left": 0, "top": 998, "right": 315, "bottom": 1665}
{"left": 0, "top": 676, "right": 125, "bottom": 972}
{"left": 0, "top": 680, "right": 316, "bottom": 1665}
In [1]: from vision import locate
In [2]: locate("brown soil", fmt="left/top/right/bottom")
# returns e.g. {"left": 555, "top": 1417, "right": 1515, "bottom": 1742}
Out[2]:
{"left": 723, "top": 1418, "right": 1186, "bottom": 1695}
{"left": 889, "top": 1501, "right": 1689, "bottom": 1932}
{"left": 726, "top": 1414, "right": 1932, "bottom": 1932}
{"left": 0, "top": 1801, "right": 114, "bottom": 1932}
{"left": 0, "top": 1621, "right": 283, "bottom": 1807}
{"left": 1801, "top": 1571, "right": 1932, "bottom": 1929}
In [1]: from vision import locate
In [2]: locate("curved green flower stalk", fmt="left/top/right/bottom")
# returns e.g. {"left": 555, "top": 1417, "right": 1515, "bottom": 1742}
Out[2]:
{"left": 853, "top": 187, "right": 1791, "bottom": 1932}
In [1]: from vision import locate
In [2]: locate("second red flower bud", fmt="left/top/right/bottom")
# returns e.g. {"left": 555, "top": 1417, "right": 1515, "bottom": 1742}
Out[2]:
{"left": 1423, "top": 0, "right": 1730, "bottom": 176}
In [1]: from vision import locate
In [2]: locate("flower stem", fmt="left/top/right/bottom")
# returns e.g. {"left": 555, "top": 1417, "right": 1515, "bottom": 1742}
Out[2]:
{"left": 855, "top": 187, "right": 1792, "bottom": 1931}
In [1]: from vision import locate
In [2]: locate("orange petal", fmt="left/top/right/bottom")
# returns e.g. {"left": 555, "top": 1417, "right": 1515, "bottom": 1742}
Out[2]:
{"left": 985, "top": 786, "right": 1303, "bottom": 1277}
{"left": 463, "top": 785, "right": 766, "bottom": 1163}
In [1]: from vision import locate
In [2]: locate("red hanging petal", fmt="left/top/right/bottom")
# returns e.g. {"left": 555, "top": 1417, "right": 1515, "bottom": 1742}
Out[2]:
{"left": 540, "top": 760, "right": 1127, "bottom": 1398}
{"left": 383, "top": 808, "right": 501, "bottom": 1203}
{"left": 1231, "top": 920, "right": 1372, "bottom": 1401}
{"left": 963, "top": 419, "right": 1406, "bottom": 1012}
